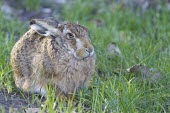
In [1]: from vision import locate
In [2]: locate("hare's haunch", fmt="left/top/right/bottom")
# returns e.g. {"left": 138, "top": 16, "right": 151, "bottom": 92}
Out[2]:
{"left": 10, "top": 18, "right": 96, "bottom": 98}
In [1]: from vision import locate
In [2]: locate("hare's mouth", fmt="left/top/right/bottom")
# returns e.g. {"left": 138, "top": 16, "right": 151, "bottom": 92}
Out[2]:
{"left": 66, "top": 47, "right": 94, "bottom": 60}
{"left": 73, "top": 50, "right": 94, "bottom": 60}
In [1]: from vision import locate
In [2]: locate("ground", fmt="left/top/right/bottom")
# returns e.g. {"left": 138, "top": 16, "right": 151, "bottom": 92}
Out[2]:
{"left": 0, "top": 90, "right": 44, "bottom": 112}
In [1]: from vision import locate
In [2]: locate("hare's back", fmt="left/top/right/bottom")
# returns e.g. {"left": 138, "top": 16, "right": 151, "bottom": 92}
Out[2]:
{"left": 11, "top": 29, "right": 45, "bottom": 56}
{"left": 10, "top": 29, "right": 45, "bottom": 77}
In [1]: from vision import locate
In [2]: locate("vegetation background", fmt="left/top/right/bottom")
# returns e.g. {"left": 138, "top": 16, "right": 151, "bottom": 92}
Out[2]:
{"left": 0, "top": 0, "right": 170, "bottom": 112}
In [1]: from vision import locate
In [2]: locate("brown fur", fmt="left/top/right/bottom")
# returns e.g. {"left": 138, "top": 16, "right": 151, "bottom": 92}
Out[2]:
{"left": 10, "top": 18, "right": 96, "bottom": 98}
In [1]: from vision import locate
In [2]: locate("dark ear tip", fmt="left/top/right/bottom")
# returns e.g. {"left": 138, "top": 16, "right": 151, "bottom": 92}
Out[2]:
{"left": 30, "top": 19, "right": 36, "bottom": 25}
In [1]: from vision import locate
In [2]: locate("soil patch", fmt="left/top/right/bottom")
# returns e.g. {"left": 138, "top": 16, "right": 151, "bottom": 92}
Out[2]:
{"left": 0, "top": 90, "right": 45, "bottom": 113}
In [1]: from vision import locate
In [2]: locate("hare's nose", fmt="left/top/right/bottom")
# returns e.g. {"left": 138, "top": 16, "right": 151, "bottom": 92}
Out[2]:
{"left": 85, "top": 47, "right": 94, "bottom": 55}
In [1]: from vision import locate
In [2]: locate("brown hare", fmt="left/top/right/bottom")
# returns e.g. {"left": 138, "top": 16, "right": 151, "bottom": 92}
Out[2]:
{"left": 10, "top": 18, "right": 96, "bottom": 99}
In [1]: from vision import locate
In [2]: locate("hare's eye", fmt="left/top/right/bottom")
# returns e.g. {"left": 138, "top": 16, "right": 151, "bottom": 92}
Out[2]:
{"left": 67, "top": 33, "right": 74, "bottom": 39}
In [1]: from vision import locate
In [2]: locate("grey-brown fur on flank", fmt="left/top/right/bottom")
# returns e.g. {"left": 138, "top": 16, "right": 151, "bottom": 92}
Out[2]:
{"left": 10, "top": 18, "right": 95, "bottom": 98}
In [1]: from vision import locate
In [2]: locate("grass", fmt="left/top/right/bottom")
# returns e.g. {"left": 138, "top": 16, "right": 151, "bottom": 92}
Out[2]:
{"left": 0, "top": 11, "right": 25, "bottom": 92}
{"left": 0, "top": 0, "right": 170, "bottom": 112}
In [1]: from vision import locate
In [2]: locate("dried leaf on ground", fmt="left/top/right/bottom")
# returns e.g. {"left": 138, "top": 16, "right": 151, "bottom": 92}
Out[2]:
{"left": 127, "top": 64, "right": 161, "bottom": 82}
{"left": 107, "top": 42, "right": 122, "bottom": 58}
{"left": 24, "top": 108, "right": 41, "bottom": 113}
{"left": 127, "top": 64, "right": 150, "bottom": 78}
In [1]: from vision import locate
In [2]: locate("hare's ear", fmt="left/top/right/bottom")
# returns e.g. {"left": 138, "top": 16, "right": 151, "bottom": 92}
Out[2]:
{"left": 30, "top": 19, "right": 62, "bottom": 37}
